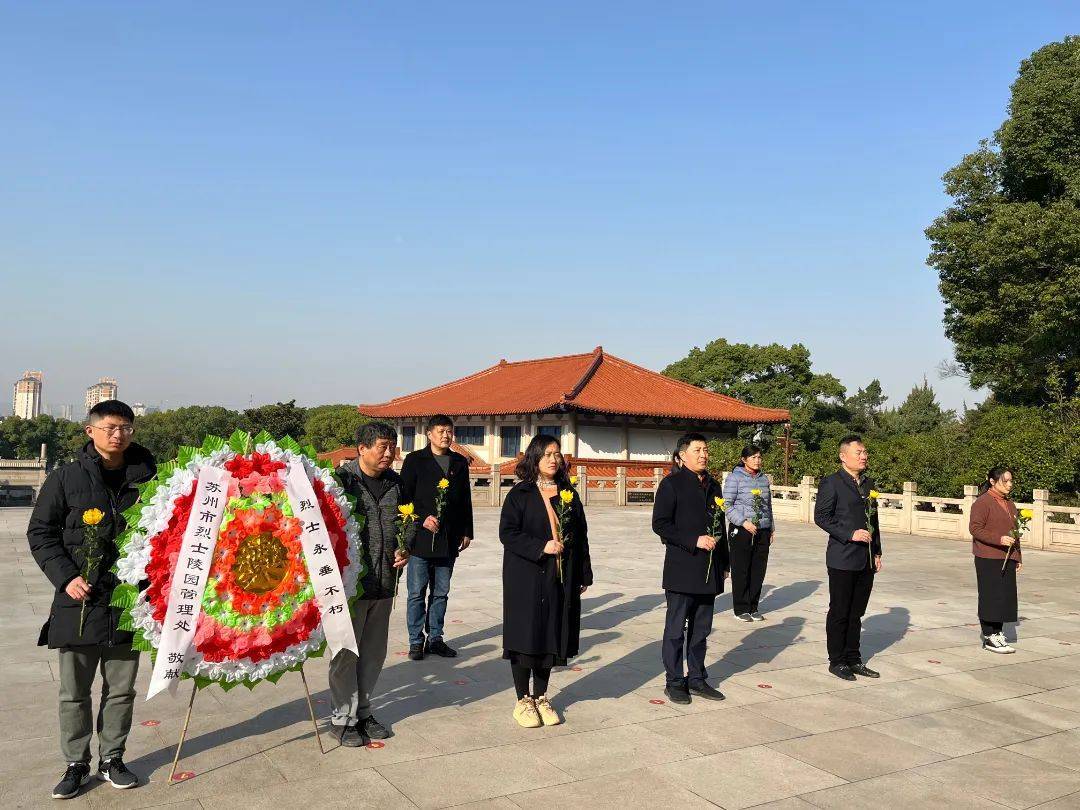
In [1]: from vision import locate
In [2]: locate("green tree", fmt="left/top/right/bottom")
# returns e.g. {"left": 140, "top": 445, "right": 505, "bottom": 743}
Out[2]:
{"left": 134, "top": 406, "right": 246, "bottom": 461}
{"left": 663, "top": 338, "right": 848, "bottom": 452}
{"left": 302, "top": 405, "right": 368, "bottom": 452}
{"left": 243, "top": 400, "right": 307, "bottom": 441}
{"left": 891, "top": 379, "right": 956, "bottom": 435}
{"left": 845, "top": 379, "right": 888, "bottom": 436}
{"left": 0, "top": 415, "right": 85, "bottom": 464}
{"left": 925, "top": 36, "right": 1080, "bottom": 405}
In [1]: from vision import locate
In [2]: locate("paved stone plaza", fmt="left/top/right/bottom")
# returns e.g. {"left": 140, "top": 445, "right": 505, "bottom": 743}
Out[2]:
{"left": 3, "top": 506, "right": 1080, "bottom": 809}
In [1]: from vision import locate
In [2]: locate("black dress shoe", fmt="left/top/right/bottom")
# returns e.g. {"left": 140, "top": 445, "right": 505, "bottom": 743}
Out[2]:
{"left": 828, "top": 663, "right": 857, "bottom": 681}
{"left": 335, "top": 724, "right": 363, "bottom": 747}
{"left": 849, "top": 663, "right": 880, "bottom": 678}
{"left": 688, "top": 681, "right": 726, "bottom": 701}
{"left": 664, "top": 686, "right": 691, "bottom": 705}
{"left": 408, "top": 644, "right": 425, "bottom": 661}
{"left": 427, "top": 638, "right": 458, "bottom": 658}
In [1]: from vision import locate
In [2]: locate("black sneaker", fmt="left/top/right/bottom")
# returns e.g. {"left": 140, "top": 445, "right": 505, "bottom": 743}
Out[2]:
{"left": 52, "top": 762, "right": 90, "bottom": 799}
{"left": 360, "top": 715, "right": 391, "bottom": 740}
{"left": 334, "top": 723, "right": 364, "bottom": 747}
{"left": 849, "top": 663, "right": 880, "bottom": 678}
{"left": 736, "top": 612, "right": 754, "bottom": 622}
{"left": 98, "top": 758, "right": 138, "bottom": 789}
{"left": 750, "top": 612, "right": 766, "bottom": 621}
{"left": 663, "top": 685, "right": 692, "bottom": 705}
{"left": 828, "top": 663, "right": 857, "bottom": 681}
{"left": 688, "top": 681, "right": 726, "bottom": 701}
{"left": 408, "top": 644, "right": 425, "bottom": 661}
{"left": 427, "top": 638, "right": 458, "bottom": 658}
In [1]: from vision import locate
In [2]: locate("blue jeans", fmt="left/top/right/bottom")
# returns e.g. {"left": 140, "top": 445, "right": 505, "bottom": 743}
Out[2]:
{"left": 406, "top": 556, "right": 455, "bottom": 647}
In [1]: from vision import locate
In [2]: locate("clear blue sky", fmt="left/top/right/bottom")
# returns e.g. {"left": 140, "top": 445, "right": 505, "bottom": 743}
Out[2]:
{"left": 3, "top": 2, "right": 1077, "bottom": 415}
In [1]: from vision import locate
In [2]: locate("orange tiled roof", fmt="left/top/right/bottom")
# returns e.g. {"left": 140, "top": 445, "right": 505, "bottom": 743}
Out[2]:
{"left": 359, "top": 347, "right": 789, "bottom": 424}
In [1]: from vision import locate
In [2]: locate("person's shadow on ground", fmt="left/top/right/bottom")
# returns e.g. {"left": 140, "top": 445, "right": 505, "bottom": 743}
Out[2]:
{"left": 860, "top": 606, "right": 913, "bottom": 659}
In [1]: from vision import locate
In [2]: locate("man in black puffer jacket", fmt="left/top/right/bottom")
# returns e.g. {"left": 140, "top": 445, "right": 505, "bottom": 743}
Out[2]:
{"left": 27, "top": 400, "right": 156, "bottom": 799}
{"left": 328, "top": 421, "right": 414, "bottom": 748}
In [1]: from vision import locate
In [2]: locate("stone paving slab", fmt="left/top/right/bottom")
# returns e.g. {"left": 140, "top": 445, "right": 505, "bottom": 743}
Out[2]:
{"left": 3, "top": 505, "right": 1080, "bottom": 808}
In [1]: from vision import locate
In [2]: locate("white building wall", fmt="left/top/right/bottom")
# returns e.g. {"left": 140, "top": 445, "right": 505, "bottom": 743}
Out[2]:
{"left": 577, "top": 425, "right": 624, "bottom": 460}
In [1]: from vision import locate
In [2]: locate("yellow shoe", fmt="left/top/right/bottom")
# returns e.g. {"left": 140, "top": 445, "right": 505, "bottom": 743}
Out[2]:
{"left": 534, "top": 695, "right": 562, "bottom": 726}
{"left": 513, "top": 697, "right": 542, "bottom": 728}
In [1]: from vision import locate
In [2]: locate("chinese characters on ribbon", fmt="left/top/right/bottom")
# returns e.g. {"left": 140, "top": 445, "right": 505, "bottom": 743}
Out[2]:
{"left": 284, "top": 462, "right": 358, "bottom": 659}
{"left": 147, "top": 466, "right": 232, "bottom": 699}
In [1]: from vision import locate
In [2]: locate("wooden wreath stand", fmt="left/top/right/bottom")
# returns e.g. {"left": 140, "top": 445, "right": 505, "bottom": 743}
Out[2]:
{"left": 169, "top": 666, "right": 325, "bottom": 784}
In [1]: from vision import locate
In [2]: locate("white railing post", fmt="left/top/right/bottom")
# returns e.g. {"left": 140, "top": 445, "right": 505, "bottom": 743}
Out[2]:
{"left": 491, "top": 463, "right": 502, "bottom": 507}
{"left": 961, "top": 484, "right": 978, "bottom": 540}
{"left": 799, "top": 476, "right": 814, "bottom": 523}
{"left": 1031, "top": 489, "right": 1049, "bottom": 550}
{"left": 577, "top": 464, "right": 588, "bottom": 506}
{"left": 616, "top": 466, "right": 627, "bottom": 506}
{"left": 902, "top": 482, "right": 917, "bottom": 536}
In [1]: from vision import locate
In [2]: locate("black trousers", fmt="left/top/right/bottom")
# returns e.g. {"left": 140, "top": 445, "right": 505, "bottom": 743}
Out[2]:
{"left": 826, "top": 566, "right": 875, "bottom": 666}
{"left": 729, "top": 527, "right": 771, "bottom": 614}
{"left": 662, "top": 591, "right": 715, "bottom": 688}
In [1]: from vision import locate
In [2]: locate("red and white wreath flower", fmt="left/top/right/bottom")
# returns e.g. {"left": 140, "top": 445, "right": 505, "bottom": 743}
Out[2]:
{"left": 111, "top": 432, "right": 363, "bottom": 689}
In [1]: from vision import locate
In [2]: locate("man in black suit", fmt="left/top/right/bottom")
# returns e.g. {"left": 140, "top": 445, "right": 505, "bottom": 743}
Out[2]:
{"left": 652, "top": 433, "right": 728, "bottom": 705}
{"left": 814, "top": 434, "right": 883, "bottom": 681}
{"left": 400, "top": 415, "right": 474, "bottom": 660}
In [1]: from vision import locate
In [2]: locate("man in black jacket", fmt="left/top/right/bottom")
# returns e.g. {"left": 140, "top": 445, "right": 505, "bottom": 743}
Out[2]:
{"left": 814, "top": 434, "right": 883, "bottom": 681}
{"left": 651, "top": 433, "right": 728, "bottom": 705}
{"left": 27, "top": 400, "right": 156, "bottom": 799}
{"left": 329, "top": 422, "right": 414, "bottom": 747}
{"left": 400, "top": 415, "right": 474, "bottom": 660}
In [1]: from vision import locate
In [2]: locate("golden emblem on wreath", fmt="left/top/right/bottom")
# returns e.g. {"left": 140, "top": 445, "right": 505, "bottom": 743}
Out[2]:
{"left": 232, "top": 532, "right": 289, "bottom": 594}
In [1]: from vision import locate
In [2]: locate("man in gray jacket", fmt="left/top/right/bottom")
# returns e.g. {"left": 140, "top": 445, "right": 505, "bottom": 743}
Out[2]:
{"left": 329, "top": 422, "right": 413, "bottom": 746}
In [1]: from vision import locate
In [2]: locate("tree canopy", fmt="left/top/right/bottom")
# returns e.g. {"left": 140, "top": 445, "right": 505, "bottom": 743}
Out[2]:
{"left": 925, "top": 36, "right": 1080, "bottom": 405}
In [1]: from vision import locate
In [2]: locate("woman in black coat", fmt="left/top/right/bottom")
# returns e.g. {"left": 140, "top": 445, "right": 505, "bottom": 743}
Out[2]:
{"left": 499, "top": 434, "right": 592, "bottom": 728}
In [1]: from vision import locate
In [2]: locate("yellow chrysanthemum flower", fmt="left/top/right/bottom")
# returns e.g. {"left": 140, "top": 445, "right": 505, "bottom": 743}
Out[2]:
{"left": 750, "top": 488, "right": 762, "bottom": 496}
{"left": 398, "top": 503, "right": 416, "bottom": 519}
{"left": 82, "top": 508, "right": 104, "bottom": 526}
{"left": 559, "top": 489, "right": 574, "bottom": 504}
{"left": 1019, "top": 508, "right": 1034, "bottom": 520}
{"left": 437, "top": 478, "right": 450, "bottom": 490}
{"left": 869, "top": 490, "right": 880, "bottom": 499}
{"left": 714, "top": 496, "right": 725, "bottom": 510}
{"left": 569, "top": 475, "right": 579, "bottom": 485}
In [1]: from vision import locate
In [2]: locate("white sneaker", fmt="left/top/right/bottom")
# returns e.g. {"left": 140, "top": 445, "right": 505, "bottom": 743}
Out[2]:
{"left": 750, "top": 612, "right": 766, "bottom": 621}
{"left": 982, "top": 633, "right": 1015, "bottom": 654}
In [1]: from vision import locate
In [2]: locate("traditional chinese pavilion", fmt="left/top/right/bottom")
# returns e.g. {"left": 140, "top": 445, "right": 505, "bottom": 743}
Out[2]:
{"left": 348, "top": 347, "right": 788, "bottom": 474}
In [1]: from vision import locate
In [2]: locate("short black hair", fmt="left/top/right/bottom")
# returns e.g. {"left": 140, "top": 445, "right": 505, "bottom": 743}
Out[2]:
{"left": 88, "top": 400, "right": 135, "bottom": 423}
{"left": 671, "top": 432, "right": 709, "bottom": 471}
{"left": 741, "top": 444, "right": 764, "bottom": 459}
{"left": 425, "top": 414, "right": 454, "bottom": 433}
{"left": 356, "top": 421, "right": 397, "bottom": 448}
{"left": 839, "top": 434, "right": 864, "bottom": 450}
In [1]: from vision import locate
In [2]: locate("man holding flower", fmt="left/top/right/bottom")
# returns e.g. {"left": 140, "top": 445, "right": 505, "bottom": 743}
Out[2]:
{"left": 27, "top": 400, "right": 156, "bottom": 799}
{"left": 814, "top": 434, "right": 883, "bottom": 681}
{"left": 330, "top": 422, "right": 413, "bottom": 746}
{"left": 652, "top": 433, "right": 728, "bottom": 705}
{"left": 400, "top": 414, "right": 474, "bottom": 660}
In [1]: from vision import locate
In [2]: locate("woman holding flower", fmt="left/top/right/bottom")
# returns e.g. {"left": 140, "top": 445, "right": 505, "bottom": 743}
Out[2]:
{"left": 722, "top": 445, "right": 775, "bottom": 622}
{"left": 499, "top": 435, "right": 592, "bottom": 728}
{"left": 968, "top": 466, "right": 1024, "bottom": 654}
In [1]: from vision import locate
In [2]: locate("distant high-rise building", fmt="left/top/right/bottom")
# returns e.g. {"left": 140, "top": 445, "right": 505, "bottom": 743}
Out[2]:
{"left": 13, "top": 371, "right": 44, "bottom": 419}
{"left": 85, "top": 377, "right": 118, "bottom": 415}
{"left": 50, "top": 404, "right": 74, "bottom": 421}
{"left": 132, "top": 402, "right": 147, "bottom": 417}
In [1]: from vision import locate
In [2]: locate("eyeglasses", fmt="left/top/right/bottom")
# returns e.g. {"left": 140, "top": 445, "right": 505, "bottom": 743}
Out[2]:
{"left": 91, "top": 424, "right": 134, "bottom": 436}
